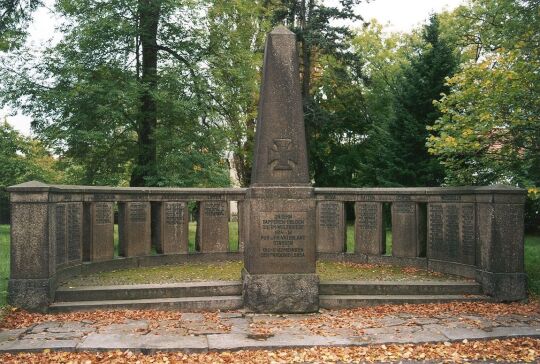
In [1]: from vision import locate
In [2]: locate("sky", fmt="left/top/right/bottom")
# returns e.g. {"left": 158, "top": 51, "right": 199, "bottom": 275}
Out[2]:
{"left": 2, "top": 0, "right": 465, "bottom": 136}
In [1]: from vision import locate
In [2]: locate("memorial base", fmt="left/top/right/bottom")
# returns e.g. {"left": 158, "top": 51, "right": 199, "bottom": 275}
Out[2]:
{"left": 242, "top": 269, "right": 319, "bottom": 313}
{"left": 478, "top": 270, "right": 528, "bottom": 302}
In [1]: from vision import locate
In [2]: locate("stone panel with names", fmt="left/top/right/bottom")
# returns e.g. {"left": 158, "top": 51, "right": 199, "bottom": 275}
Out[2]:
{"left": 445, "top": 204, "right": 460, "bottom": 261}
{"left": 83, "top": 202, "right": 114, "bottom": 261}
{"left": 428, "top": 204, "right": 444, "bottom": 260}
{"left": 119, "top": 201, "right": 151, "bottom": 257}
{"left": 316, "top": 201, "right": 345, "bottom": 253}
{"left": 67, "top": 203, "right": 82, "bottom": 262}
{"left": 392, "top": 202, "right": 422, "bottom": 258}
{"left": 197, "top": 200, "right": 229, "bottom": 253}
{"left": 355, "top": 202, "right": 385, "bottom": 255}
{"left": 428, "top": 202, "right": 476, "bottom": 265}
{"left": 153, "top": 201, "right": 188, "bottom": 254}
{"left": 55, "top": 204, "right": 66, "bottom": 266}
{"left": 460, "top": 204, "right": 476, "bottom": 265}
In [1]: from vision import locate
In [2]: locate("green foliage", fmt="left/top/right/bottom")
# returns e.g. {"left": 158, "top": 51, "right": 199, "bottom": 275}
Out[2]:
{"left": 0, "top": 0, "right": 231, "bottom": 188}
{"left": 0, "top": 224, "right": 9, "bottom": 306}
{"left": 374, "top": 15, "right": 457, "bottom": 187}
{"left": 0, "top": 121, "right": 61, "bottom": 222}
{"left": 0, "top": 0, "right": 40, "bottom": 51}
{"left": 428, "top": 0, "right": 539, "bottom": 188}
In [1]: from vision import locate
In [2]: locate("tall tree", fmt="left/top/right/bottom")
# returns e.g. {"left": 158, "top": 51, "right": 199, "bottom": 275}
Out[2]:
{"left": 0, "top": 0, "right": 231, "bottom": 187}
{"left": 428, "top": 0, "right": 540, "bottom": 187}
{"left": 382, "top": 14, "right": 458, "bottom": 187}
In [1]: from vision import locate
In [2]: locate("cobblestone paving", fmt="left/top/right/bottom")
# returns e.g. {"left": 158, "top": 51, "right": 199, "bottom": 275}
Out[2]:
{"left": 1, "top": 310, "right": 540, "bottom": 353}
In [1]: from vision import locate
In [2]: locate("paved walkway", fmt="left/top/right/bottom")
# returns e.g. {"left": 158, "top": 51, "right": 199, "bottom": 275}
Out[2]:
{"left": 1, "top": 309, "right": 540, "bottom": 353}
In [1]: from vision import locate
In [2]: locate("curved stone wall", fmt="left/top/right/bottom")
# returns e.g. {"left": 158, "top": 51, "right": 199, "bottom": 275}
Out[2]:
{"left": 7, "top": 182, "right": 527, "bottom": 311}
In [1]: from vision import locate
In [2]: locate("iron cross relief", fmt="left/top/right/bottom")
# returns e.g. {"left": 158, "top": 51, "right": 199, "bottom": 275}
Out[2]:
{"left": 268, "top": 138, "right": 298, "bottom": 170}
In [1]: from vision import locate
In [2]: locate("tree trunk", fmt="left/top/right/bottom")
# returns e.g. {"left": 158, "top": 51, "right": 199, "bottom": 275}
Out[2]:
{"left": 130, "top": 0, "right": 161, "bottom": 187}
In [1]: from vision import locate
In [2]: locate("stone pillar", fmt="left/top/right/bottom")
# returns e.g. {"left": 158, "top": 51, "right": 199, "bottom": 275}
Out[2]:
{"left": 118, "top": 201, "right": 151, "bottom": 257}
{"left": 355, "top": 202, "right": 385, "bottom": 255}
{"left": 316, "top": 201, "right": 346, "bottom": 253}
{"left": 8, "top": 181, "right": 54, "bottom": 311}
{"left": 243, "top": 27, "right": 318, "bottom": 313}
{"left": 83, "top": 202, "right": 114, "bottom": 261}
{"left": 392, "top": 202, "right": 426, "bottom": 258}
{"left": 476, "top": 186, "right": 527, "bottom": 301}
{"left": 196, "top": 200, "right": 229, "bottom": 253}
{"left": 152, "top": 201, "right": 188, "bottom": 254}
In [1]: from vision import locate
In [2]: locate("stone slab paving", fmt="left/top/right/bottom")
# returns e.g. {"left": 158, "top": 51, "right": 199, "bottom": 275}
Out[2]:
{"left": 1, "top": 310, "right": 540, "bottom": 354}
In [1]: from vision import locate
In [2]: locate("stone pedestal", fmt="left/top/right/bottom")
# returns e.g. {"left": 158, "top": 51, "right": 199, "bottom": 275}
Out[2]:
{"left": 243, "top": 188, "right": 318, "bottom": 313}
{"left": 118, "top": 201, "right": 151, "bottom": 257}
{"left": 242, "top": 270, "right": 319, "bottom": 313}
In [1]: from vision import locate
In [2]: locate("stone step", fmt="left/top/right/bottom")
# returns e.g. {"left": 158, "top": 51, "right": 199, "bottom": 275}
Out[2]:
{"left": 319, "top": 281, "right": 482, "bottom": 296}
{"left": 49, "top": 295, "right": 243, "bottom": 313}
{"left": 319, "top": 294, "right": 490, "bottom": 309}
{"left": 55, "top": 281, "right": 242, "bottom": 302}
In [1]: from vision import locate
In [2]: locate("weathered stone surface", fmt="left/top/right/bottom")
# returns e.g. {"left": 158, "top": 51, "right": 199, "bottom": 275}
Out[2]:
{"left": 355, "top": 202, "right": 385, "bottom": 255}
{"left": 316, "top": 201, "right": 346, "bottom": 253}
{"left": 243, "top": 194, "right": 316, "bottom": 274}
{"left": 152, "top": 201, "right": 188, "bottom": 254}
{"left": 78, "top": 333, "right": 208, "bottom": 353}
{"left": 428, "top": 203, "right": 476, "bottom": 266}
{"left": 250, "top": 26, "right": 309, "bottom": 186}
{"left": 243, "top": 270, "right": 319, "bottom": 313}
{"left": 10, "top": 201, "right": 50, "bottom": 279}
{"left": 392, "top": 202, "right": 426, "bottom": 258}
{"left": 118, "top": 202, "right": 151, "bottom": 257}
{"left": 196, "top": 200, "right": 229, "bottom": 253}
{"left": 207, "top": 333, "right": 353, "bottom": 351}
{"left": 478, "top": 271, "right": 527, "bottom": 301}
{"left": 8, "top": 279, "right": 51, "bottom": 312}
{"left": 83, "top": 202, "right": 114, "bottom": 261}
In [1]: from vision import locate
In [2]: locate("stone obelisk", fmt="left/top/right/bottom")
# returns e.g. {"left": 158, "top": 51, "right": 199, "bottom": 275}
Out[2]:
{"left": 242, "top": 26, "right": 318, "bottom": 313}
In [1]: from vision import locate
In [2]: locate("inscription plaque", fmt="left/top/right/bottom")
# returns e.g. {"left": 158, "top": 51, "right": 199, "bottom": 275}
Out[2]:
{"left": 316, "top": 201, "right": 346, "bottom": 253}
{"left": 55, "top": 204, "right": 66, "bottom": 266}
{"left": 197, "top": 200, "right": 229, "bottom": 253}
{"left": 260, "top": 211, "right": 306, "bottom": 258}
{"left": 428, "top": 203, "right": 476, "bottom": 265}
{"left": 461, "top": 204, "right": 475, "bottom": 265}
{"left": 355, "top": 202, "right": 385, "bottom": 255}
{"left": 129, "top": 202, "right": 147, "bottom": 223}
{"left": 95, "top": 203, "right": 112, "bottom": 224}
{"left": 153, "top": 201, "right": 188, "bottom": 254}
{"left": 67, "top": 203, "right": 82, "bottom": 262}
{"left": 119, "top": 202, "right": 151, "bottom": 257}
{"left": 445, "top": 204, "right": 460, "bottom": 260}
{"left": 392, "top": 202, "right": 425, "bottom": 258}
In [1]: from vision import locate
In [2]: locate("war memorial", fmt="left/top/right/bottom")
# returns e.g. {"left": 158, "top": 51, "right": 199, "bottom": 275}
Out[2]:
{"left": 7, "top": 27, "right": 527, "bottom": 314}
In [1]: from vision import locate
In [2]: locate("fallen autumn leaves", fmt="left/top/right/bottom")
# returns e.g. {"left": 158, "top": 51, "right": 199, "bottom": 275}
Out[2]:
{"left": 0, "top": 338, "right": 538, "bottom": 363}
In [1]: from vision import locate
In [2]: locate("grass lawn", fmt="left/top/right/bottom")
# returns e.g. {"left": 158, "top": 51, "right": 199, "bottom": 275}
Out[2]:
{"left": 0, "top": 225, "right": 8, "bottom": 307}
{"left": 1, "top": 224, "right": 539, "bottom": 305}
